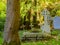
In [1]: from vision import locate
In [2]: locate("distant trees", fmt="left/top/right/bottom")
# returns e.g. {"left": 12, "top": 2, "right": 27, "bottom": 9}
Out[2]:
{"left": 0, "top": 0, "right": 60, "bottom": 31}
{"left": 20, "top": 0, "right": 60, "bottom": 30}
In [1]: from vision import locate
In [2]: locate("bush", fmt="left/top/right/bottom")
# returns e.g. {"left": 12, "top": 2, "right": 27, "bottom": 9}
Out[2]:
{"left": 0, "top": 1, "right": 6, "bottom": 31}
{"left": 51, "top": 30, "right": 58, "bottom": 35}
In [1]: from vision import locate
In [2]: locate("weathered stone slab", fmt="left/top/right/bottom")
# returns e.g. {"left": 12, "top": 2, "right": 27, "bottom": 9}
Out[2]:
{"left": 21, "top": 32, "right": 51, "bottom": 41}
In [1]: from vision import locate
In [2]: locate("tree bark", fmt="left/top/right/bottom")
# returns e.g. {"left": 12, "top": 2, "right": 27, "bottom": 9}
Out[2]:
{"left": 3, "top": 0, "right": 21, "bottom": 45}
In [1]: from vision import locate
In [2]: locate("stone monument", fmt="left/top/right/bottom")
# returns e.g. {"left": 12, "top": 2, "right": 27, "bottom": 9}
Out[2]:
{"left": 41, "top": 8, "right": 51, "bottom": 33}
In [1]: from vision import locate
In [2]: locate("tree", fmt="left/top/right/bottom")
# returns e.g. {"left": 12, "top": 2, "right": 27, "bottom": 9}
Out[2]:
{"left": 3, "top": 0, "right": 21, "bottom": 45}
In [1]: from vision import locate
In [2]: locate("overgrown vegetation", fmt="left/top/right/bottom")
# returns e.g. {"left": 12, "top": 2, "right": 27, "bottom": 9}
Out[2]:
{"left": 0, "top": 0, "right": 6, "bottom": 31}
{"left": 0, "top": 0, "right": 60, "bottom": 45}
{"left": 0, "top": 0, "right": 60, "bottom": 30}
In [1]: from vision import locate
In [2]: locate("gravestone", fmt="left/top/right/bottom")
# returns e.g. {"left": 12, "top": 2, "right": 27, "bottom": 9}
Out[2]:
{"left": 41, "top": 9, "right": 51, "bottom": 33}
{"left": 53, "top": 16, "right": 60, "bottom": 29}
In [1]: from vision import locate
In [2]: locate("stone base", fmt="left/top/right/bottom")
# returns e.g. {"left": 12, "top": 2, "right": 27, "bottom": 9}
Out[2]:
{"left": 21, "top": 32, "right": 51, "bottom": 41}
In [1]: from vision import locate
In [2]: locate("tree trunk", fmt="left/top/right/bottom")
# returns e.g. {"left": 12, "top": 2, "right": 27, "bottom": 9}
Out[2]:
{"left": 3, "top": 0, "right": 21, "bottom": 45}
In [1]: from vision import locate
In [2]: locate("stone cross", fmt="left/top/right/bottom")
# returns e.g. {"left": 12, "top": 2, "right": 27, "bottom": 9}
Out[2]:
{"left": 29, "top": 23, "right": 34, "bottom": 30}
{"left": 22, "top": 24, "right": 25, "bottom": 30}
{"left": 41, "top": 9, "right": 51, "bottom": 33}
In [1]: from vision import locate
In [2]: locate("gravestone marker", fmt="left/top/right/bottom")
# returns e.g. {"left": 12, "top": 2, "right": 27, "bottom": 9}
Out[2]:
{"left": 41, "top": 9, "right": 51, "bottom": 33}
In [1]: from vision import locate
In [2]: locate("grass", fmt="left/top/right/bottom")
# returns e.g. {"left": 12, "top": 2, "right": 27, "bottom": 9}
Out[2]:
{"left": 22, "top": 39, "right": 60, "bottom": 45}
{"left": 0, "top": 30, "right": 60, "bottom": 45}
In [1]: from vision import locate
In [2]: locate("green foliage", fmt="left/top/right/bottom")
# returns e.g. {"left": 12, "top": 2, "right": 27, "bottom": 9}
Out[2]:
{"left": 56, "top": 10, "right": 60, "bottom": 16}
{"left": 0, "top": 1, "right": 6, "bottom": 31}
{"left": 51, "top": 30, "right": 59, "bottom": 35}
{"left": 0, "top": 0, "right": 60, "bottom": 30}
{"left": 20, "top": 0, "right": 32, "bottom": 18}
{"left": 20, "top": 0, "right": 60, "bottom": 18}
{"left": 0, "top": 32, "right": 3, "bottom": 44}
{"left": 0, "top": 2, "right": 6, "bottom": 11}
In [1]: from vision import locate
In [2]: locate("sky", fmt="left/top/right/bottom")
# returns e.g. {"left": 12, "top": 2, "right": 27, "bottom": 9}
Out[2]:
{"left": 53, "top": 16, "right": 60, "bottom": 29}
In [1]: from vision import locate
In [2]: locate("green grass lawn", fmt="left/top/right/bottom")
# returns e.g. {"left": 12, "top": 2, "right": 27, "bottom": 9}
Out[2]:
{"left": 0, "top": 30, "right": 60, "bottom": 45}
{"left": 22, "top": 39, "right": 60, "bottom": 45}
